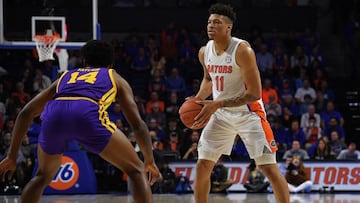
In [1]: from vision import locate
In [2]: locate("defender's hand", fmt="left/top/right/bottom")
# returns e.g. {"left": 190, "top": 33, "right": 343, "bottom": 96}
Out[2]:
{"left": 145, "top": 162, "right": 162, "bottom": 185}
{"left": 0, "top": 157, "right": 16, "bottom": 182}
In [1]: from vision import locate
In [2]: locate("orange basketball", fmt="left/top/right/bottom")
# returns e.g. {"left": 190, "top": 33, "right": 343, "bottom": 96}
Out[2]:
{"left": 179, "top": 98, "right": 207, "bottom": 129}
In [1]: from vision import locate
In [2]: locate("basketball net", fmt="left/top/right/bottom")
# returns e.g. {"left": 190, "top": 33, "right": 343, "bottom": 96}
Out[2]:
{"left": 33, "top": 29, "right": 61, "bottom": 62}
{"left": 55, "top": 24, "right": 69, "bottom": 73}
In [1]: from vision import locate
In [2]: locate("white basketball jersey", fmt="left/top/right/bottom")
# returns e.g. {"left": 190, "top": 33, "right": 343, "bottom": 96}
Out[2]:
{"left": 204, "top": 37, "right": 248, "bottom": 111}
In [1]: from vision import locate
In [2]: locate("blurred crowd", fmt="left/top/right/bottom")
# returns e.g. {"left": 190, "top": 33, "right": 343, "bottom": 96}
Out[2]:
{"left": 0, "top": 12, "right": 359, "bottom": 193}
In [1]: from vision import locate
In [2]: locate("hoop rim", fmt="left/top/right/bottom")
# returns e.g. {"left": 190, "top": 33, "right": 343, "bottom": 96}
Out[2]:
{"left": 33, "top": 34, "right": 61, "bottom": 41}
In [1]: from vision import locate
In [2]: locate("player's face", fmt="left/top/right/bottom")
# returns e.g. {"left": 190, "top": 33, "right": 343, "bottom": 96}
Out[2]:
{"left": 207, "top": 14, "right": 231, "bottom": 40}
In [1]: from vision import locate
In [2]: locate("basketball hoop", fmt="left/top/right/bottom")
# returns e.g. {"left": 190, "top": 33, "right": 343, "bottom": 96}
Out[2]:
{"left": 33, "top": 30, "right": 61, "bottom": 62}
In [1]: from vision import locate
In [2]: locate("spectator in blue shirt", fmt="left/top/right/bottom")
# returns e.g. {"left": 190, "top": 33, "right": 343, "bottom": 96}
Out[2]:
{"left": 286, "top": 120, "right": 306, "bottom": 147}
{"left": 165, "top": 67, "right": 186, "bottom": 99}
{"left": 323, "top": 117, "right": 346, "bottom": 141}
{"left": 321, "top": 101, "right": 344, "bottom": 129}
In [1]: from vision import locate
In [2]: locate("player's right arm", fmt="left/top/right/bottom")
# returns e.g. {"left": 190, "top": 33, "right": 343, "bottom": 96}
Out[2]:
{"left": 113, "top": 71, "right": 154, "bottom": 164}
{"left": 195, "top": 46, "right": 212, "bottom": 100}
{"left": 0, "top": 81, "right": 58, "bottom": 180}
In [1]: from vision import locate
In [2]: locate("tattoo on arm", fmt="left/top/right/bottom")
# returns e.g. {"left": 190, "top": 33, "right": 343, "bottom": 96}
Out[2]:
{"left": 222, "top": 94, "right": 258, "bottom": 107}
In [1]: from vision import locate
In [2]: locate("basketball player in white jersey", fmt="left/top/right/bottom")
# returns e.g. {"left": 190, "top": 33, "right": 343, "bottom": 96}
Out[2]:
{"left": 192, "top": 3, "right": 290, "bottom": 203}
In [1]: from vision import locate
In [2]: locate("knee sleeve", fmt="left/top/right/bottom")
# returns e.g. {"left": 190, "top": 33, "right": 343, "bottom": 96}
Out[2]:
{"left": 254, "top": 153, "right": 277, "bottom": 165}
{"left": 198, "top": 150, "right": 222, "bottom": 163}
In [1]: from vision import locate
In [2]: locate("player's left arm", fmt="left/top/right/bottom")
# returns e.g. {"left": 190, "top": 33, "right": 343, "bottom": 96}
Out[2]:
{"left": 7, "top": 81, "right": 58, "bottom": 161}
{"left": 219, "top": 42, "right": 262, "bottom": 107}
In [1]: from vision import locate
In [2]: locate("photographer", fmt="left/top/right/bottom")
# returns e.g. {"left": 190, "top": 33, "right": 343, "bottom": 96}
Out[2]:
{"left": 243, "top": 159, "right": 270, "bottom": 193}
{"left": 285, "top": 156, "right": 312, "bottom": 193}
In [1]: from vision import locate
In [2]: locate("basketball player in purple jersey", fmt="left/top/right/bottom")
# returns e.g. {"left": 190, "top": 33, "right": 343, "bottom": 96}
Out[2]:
{"left": 0, "top": 40, "right": 161, "bottom": 203}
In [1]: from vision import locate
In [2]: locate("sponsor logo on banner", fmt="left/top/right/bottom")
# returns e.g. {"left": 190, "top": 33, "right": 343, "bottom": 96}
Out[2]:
{"left": 49, "top": 156, "right": 80, "bottom": 190}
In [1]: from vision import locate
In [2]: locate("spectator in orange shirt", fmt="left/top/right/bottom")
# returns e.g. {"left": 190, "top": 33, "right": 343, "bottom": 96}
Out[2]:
{"left": 262, "top": 78, "right": 279, "bottom": 104}
{"left": 146, "top": 91, "right": 165, "bottom": 114}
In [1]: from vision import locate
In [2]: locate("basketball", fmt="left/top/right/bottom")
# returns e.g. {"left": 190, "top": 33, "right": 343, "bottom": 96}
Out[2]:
{"left": 179, "top": 98, "right": 207, "bottom": 129}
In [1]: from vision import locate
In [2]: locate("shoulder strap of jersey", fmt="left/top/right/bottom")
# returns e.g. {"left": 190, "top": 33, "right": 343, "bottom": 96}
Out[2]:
{"left": 56, "top": 70, "right": 69, "bottom": 93}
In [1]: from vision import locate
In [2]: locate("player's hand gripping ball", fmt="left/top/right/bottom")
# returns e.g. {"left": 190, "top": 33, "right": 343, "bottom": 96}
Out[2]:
{"left": 179, "top": 97, "right": 208, "bottom": 129}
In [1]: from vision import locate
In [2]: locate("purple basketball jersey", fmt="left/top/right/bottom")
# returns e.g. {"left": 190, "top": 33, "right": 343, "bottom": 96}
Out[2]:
{"left": 39, "top": 68, "right": 118, "bottom": 154}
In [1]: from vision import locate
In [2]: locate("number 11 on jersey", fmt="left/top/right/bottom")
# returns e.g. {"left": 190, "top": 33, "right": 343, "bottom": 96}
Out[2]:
{"left": 215, "top": 75, "right": 224, "bottom": 91}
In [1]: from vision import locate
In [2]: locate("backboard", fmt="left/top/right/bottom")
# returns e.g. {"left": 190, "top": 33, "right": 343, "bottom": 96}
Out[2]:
{"left": 0, "top": 0, "right": 100, "bottom": 50}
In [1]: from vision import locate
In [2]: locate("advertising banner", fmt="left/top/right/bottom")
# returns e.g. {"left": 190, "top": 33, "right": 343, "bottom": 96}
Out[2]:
{"left": 169, "top": 161, "right": 360, "bottom": 191}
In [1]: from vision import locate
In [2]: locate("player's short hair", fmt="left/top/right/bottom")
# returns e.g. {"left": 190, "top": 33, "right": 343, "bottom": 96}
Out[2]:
{"left": 80, "top": 40, "right": 114, "bottom": 67}
{"left": 209, "top": 3, "right": 236, "bottom": 24}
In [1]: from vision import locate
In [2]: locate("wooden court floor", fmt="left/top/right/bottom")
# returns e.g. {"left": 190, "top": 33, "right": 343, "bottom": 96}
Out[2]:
{"left": 2, "top": 193, "right": 360, "bottom": 203}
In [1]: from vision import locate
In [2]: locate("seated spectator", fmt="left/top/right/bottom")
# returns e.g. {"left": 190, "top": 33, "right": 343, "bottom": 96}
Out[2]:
{"left": 308, "top": 137, "right": 334, "bottom": 160}
{"left": 323, "top": 117, "right": 346, "bottom": 141}
{"left": 10, "top": 82, "right": 31, "bottom": 107}
{"left": 309, "top": 45, "right": 325, "bottom": 66}
{"left": 337, "top": 142, "right": 360, "bottom": 160}
{"left": 114, "top": 119, "right": 130, "bottom": 136}
{"left": 272, "top": 45, "right": 289, "bottom": 74}
{"left": 281, "top": 94, "right": 299, "bottom": 118}
{"left": 145, "top": 102, "right": 167, "bottom": 128}
{"left": 262, "top": 78, "right": 279, "bottom": 104}
{"left": 175, "top": 175, "right": 192, "bottom": 194}
{"left": 264, "top": 94, "right": 282, "bottom": 117}
{"left": 32, "top": 68, "right": 52, "bottom": 94}
{"left": 294, "top": 67, "right": 308, "bottom": 90}
{"left": 321, "top": 101, "right": 345, "bottom": 129}
{"left": 285, "top": 156, "right": 312, "bottom": 193}
{"left": 152, "top": 161, "right": 176, "bottom": 194}
{"left": 180, "top": 129, "right": 199, "bottom": 157}
{"left": 278, "top": 79, "right": 295, "bottom": 103}
{"left": 256, "top": 43, "right": 273, "bottom": 77}
{"left": 165, "top": 67, "right": 186, "bottom": 99}
{"left": 303, "top": 116, "right": 322, "bottom": 149}
{"left": 319, "top": 80, "right": 335, "bottom": 101}
{"left": 314, "top": 90, "right": 328, "bottom": 113}
{"left": 286, "top": 120, "right": 306, "bottom": 147}
{"left": 290, "top": 45, "right": 309, "bottom": 69}
{"left": 272, "top": 118, "right": 288, "bottom": 152}
{"left": 163, "top": 117, "right": 184, "bottom": 150}
{"left": 298, "top": 94, "right": 313, "bottom": 115}
{"left": 108, "top": 102, "right": 125, "bottom": 124}
{"left": 328, "top": 131, "right": 347, "bottom": 158}
{"left": 182, "top": 142, "right": 198, "bottom": 160}
{"left": 279, "top": 155, "right": 293, "bottom": 175}
{"left": 165, "top": 91, "right": 181, "bottom": 119}
{"left": 131, "top": 48, "right": 151, "bottom": 72}
{"left": 164, "top": 131, "right": 181, "bottom": 154}
{"left": 280, "top": 107, "right": 294, "bottom": 130}
{"left": 282, "top": 140, "right": 310, "bottom": 160}
{"left": 243, "top": 160, "right": 269, "bottom": 193}
{"left": 292, "top": 59, "right": 309, "bottom": 88}
{"left": 127, "top": 131, "right": 140, "bottom": 154}
{"left": 294, "top": 79, "right": 316, "bottom": 104}
{"left": 300, "top": 104, "right": 321, "bottom": 128}
{"left": 179, "top": 38, "right": 197, "bottom": 62}
{"left": 311, "top": 68, "right": 327, "bottom": 90}
{"left": 134, "top": 95, "right": 146, "bottom": 119}
{"left": 147, "top": 118, "right": 165, "bottom": 142}
{"left": 150, "top": 48, "right": 167, "bottom": 78}
{"left": 146, "top": 91, "right": 165, "bottom": 114}
{"left": 211, "top": 159, "right": 234, "bottom": 193}
{"left": 148, "top": 69, "right": 166, "bottom": 100}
